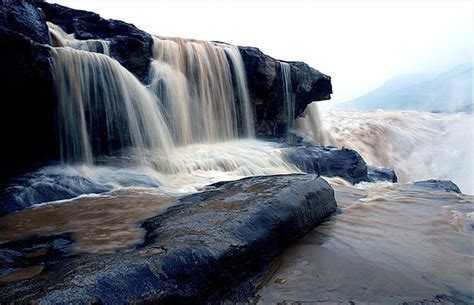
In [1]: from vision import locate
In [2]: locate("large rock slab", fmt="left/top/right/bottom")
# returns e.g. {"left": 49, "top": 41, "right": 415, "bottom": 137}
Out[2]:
{"left": 0, "top": 174, "right": 337, "bottom": 303}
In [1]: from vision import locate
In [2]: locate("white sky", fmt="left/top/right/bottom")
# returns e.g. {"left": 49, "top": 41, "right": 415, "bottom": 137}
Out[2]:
{"left": 50, "top": 0, "right": 473, "bottom": 105}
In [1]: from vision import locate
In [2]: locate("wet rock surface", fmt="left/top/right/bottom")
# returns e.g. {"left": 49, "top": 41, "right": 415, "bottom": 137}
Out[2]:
{"left": 239, "top": 47, "right": 332, "bottom": 137}
{"left": 412, "top": 179, "right": 462, "bottom": 193}
{"left": 282, "top": 145, "right": 369, "bottom": 184}
{"left": 0, "top": 174, "right": 337, "bottom": 304}
{"left": 367, "top": 166, "right": 398, "bottom": 183}
{"left": 37, "top": 1, "right": 154, "bottom": 82}
{"left": 0, "top": 0, "right": 49, "bottom": 44}
{"left": 0, "top": 27, "right": 57, "bottom": 188}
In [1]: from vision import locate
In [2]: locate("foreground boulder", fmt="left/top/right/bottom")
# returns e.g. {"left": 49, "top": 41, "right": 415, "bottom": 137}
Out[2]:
{"left": 412, "top": 179, "right": 462, "bottom": 193}
{"left": 0, "top": 174, "right": 337, "bottom": 303}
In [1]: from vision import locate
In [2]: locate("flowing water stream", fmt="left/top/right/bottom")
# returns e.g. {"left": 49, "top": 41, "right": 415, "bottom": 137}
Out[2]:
{"left": 256, "top": 179, "right": 474, "bottom": 303}
{"left": 296, "top": 104, "right": 474, "bottom": 194}
{"left": 0, "top": 22, "right": 472, "bottom": 300}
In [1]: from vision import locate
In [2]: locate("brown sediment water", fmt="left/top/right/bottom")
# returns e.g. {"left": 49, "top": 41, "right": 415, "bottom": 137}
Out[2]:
{"left": 0, "top": 189, "right": 177, "bottom": 253}
{"left": 256, "top": 179, "right": 474, "bottom": 303}
{"left": 295, "top": 107, "right": 474, "bottom": 194}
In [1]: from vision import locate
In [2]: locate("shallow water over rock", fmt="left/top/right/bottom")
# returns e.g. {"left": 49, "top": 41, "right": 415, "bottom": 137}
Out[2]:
{"left": 0, "top": 189, "right": 176, "bottom": 254}
{"left": 256, "top": 179, "right": 474, "bottom": 304}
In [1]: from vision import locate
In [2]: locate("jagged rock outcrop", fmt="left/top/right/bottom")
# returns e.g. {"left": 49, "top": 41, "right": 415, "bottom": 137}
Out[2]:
{"left": 0, "top": 0, "right": 49, "bottom": 44}
{"left": 37, "top": 1, "right": 153, "bottom": 82}
{"left": 239, "top": 47, "right": 332, "bottom": 137}
{"left": 282, "top": 146, "right": 398, "bottom": 184}
{"left": 0, "top": 174, "right": 337, "bottom": 303}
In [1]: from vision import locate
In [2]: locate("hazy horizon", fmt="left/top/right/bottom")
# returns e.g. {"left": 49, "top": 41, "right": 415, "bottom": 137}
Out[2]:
{"left": 49, "top": 0, "right": 473, "bottom": 107}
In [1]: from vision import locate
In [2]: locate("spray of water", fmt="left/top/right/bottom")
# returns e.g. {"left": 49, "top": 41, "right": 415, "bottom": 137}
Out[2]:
{"left": 296, "top": 106, "right": 474, "bottom": 194}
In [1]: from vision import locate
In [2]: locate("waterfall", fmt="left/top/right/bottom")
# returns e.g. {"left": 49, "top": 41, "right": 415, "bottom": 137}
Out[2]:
{"left": 47, "top": 22, "right": 110, "bottom": 55}
{"left": 51, "top": 47, "right": 173, "bottom": 164}
{"left": 27, "top": 24, "right": 299, "bottom": 207}
{"left": 295, "top": 102, "right": 330, "bottom": 145}
{"left": 280, "top": 62, "right": 294, "bottom": 134}
{"left": 149, "top": 37, "right": 254, "bottom": 145}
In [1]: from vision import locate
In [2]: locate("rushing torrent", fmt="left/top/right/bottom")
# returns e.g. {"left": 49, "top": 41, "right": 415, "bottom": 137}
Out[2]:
{"left": 0, "top": 24, "right": 298, "bottom": 211}
{"left": 256, "top": 179, "right": 474, "bottom": 303}
{"left": 149, "top": 36, "right": 254, "bottom": 145}
{"left": 296, "top": 105, "right": 474, "bottom": 194}
{"left": 51, "top": 47, "right": 174, "bottom": 164}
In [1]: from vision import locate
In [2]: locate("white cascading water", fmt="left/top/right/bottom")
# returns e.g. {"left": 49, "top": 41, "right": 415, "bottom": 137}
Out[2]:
{"left": 47, "top": 22, "right": 110, "bottom": 55}
{"left": 2, "top": 26, "right": 472, "bottom": 301}
{"left": 149, "top": 37, "right": 254, "bottom": 145}
{"left": 280, "top": 62, "right": 295, "bottom": 135}
{"left": 296, "top": 104, "right": 474, "bottom": 194}
{"left": 28, "top": 23, "right": 296, "bottom": 202}
{"left": 51, "top": 47, "right": 174, "bottom": 164}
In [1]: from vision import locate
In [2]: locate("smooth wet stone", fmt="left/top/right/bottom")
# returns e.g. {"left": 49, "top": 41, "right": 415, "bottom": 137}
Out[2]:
{"left": 0, "top": 174, "right": 337, "bottom": 304}
{"left": 282, "top": 145, "right": 369, "bottom": 184}
{"left": 412, "top": 179, "right": 462, "bottom": 193}
{"left": 367, "top": 166, "right": 398, "bottom": 183}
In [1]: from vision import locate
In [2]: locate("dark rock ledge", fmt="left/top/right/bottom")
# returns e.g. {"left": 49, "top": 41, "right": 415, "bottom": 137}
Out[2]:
{"left": 282, "top": 145, "right": 398, "bottom": 184}
{"left": 0, "top": 174, "right": 337, "bottom": 304}
{"left": 412, "top": 179, "right": 462, "bottom": 193}
{"left": 282, "top": 145, "right": 368, "bottom": 184}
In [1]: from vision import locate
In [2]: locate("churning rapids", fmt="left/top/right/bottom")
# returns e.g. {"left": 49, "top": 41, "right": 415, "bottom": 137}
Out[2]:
{"left": 297, "top": 104, "right": 474, "bottom": 194}
{"left": 0, "top": 20, "right": 472, "bottom": 303}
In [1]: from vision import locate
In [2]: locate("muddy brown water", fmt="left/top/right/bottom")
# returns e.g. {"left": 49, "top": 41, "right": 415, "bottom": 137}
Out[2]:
{"left": 0, "top": 189, "right": 177, "bottom": 254}
{"left": 1, "top": 179, "right": 472, "bottom": 303}
{"left": 255, "top": 178, "right": 474, "bottom": 304}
